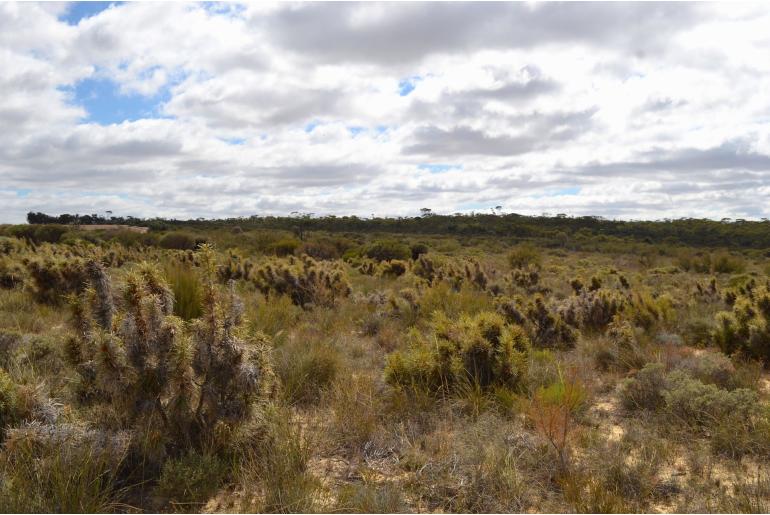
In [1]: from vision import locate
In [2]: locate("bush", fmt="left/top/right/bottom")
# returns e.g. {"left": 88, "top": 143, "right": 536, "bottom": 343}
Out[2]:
{"left": 65, "top": 247, "right": 275, "bottom": 455}
{"left": 159, "top": 232, "right": 201, "bottom": 250}
{"left": 364, "top": 240, "right": 411, "bottom": 262}
{"left": 0, "top": 257, "right": 24, "bottom": 289}
{"left": 524, "top": 296, "right": 577, "bottom": 349}
{"left": 507, "top": 244, "right": 541, "bottom": 269}
{"left": 410, "top": 243, "right": 429, "bottom": 261}
{"left": 619, "top": 363, "right": 667, "bottom": 411}
{"left": 26, "top": 256, "right": 89, "bottom": 305}
{"left": 712, "top": 252, "right": 746, "bottom": 274}
{"left": 385, "top": 311, "right": 530, "bottom": 395}
{"left": 296, "top": 240, "right": 340, "bottom": 260}
{"left": 379, "top": 259, "right": 408, "bottom": 278}
{"left": 712, "top": 286, "right": 770, "bottom": 362}
{"left": 155, "top": 451, "right": 229, "bottom": 511}
{"left": 253, "top": 255, "right": 351, "bottom": 308}
{"left": 269, "top": 238, "right": 301, "bottom": 257}
{"left": 560, "top": 288, "right": 626, "bottom": 333}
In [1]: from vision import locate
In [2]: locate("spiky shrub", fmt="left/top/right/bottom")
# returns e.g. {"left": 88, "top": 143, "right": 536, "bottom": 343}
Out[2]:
{"left": 509, "top": 266, "right": 541, "bottom": 292}
{"left": 379, "top": 259, "right": 408, "bottom": 278}
{"left": 525, "top": 296, "right": 578, "bottom": 349}
{"left": 712, "top": 286, "right": 770, "bottom": 363}
{"left": 356, "top": 259, "right": 379, "bottom": 276}
{"left": 216, "top": 251, "right": 253, "bottom": 283}
{"left": 26, "top": 256, "right": 89, "bottom": 304}
{"left": 0, "top": 256, "right": 24, "bottom": 289}
{"left": 252, "top": 255, "right": 351, "bottom": 308}
{"left": 559, "top": 288, "right": 626, "bottom": 333}
{"left": 385, "top": 311, "right": 530, "bottom": 395}
{"left": 66, "top": 248, "right": 274, "bottom": 456}
{"left": 595, "top": 316, "right": 647, "bottom": 372}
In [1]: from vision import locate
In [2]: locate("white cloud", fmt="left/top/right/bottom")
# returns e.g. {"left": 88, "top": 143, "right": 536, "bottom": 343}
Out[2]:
{"left": 0, "top": 2, "right": 769, "bottom": 222}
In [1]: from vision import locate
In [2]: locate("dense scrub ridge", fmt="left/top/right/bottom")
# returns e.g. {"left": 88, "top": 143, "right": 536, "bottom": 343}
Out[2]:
{"left": 1, "top": 224, "right": 770, "bottom": 512}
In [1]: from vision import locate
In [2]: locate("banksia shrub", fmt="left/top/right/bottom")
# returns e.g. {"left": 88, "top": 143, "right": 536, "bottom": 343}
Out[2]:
{"left": 66, "top": 247, "right": 274, "bottom": 455}
{"left": 356, "top": 259, "right": 378, "bottom": 276}
{"left": 385, "top": 311, "right": 529, "bottom": 394}
{"left": 525, "top": 296, "right": 578, "bottom": 349}
{"left": 26, "top": 256, "right": 89, "bottom": 304}
{"left": 559, "top": 288, "right": 626, "bottom": 333}
{"left": 379, "top": 259, "right": 408, "bottom": 278}
{"left": 217, "top": 251, "right": 253, "bottom": 283}
{"left": 712, "top": 287, "right": 770, "bottom": 362}
{"left": 253, "top": 255, "right": 351, "bottom": 308}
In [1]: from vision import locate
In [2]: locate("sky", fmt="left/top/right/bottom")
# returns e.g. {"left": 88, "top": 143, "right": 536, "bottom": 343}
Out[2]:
{"left": 1, "top": 2, "right": 770, "bottom": 223}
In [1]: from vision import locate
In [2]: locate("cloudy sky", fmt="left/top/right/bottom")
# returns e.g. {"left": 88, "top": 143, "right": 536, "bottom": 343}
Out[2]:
{"left": 1, "top": 2, "right": 770, "bottom": 223}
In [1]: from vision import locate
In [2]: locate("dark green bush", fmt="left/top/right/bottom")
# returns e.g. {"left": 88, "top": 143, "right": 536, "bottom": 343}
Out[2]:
{"left": 364, "top": 240, "right": 410, "bottom": 262}
{"left": 159, "top": 232, "right": 200, "bottom": 250}
{"left": 269, "top": 238, "right": 301, "bottom": 257}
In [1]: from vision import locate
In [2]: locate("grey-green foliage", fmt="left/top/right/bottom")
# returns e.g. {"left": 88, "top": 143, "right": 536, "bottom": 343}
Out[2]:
{"left": 66, "top": 248, "right": 274, "bottom": 455}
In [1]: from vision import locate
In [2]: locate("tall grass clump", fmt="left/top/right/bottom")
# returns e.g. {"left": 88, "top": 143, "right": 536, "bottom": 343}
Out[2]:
{"left": 164, "top": 263, "right": 203, "bottom": 320}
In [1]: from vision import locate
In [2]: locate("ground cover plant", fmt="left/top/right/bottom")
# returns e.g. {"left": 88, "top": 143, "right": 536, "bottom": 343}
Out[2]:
{"left": 1, "top": 221, "right": 770, "bottom": 512}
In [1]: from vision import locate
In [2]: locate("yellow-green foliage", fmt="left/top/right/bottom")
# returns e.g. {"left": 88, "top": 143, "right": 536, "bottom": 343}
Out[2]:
{"left": 26, "top": 256, "right": 89, "bottom": 304}
{"left": 560, "top": 288, "right": 626, "bottom": 332}
{"left": 385, "top": 311, "right": 530, "bottom": 394}
{"left": 507, "top": 243, "right": 542, "bottom": 269}
{"left": 713, "top": 286, "right": 770, "bottom": 362}
{"left": 253, "top": 255, "right": 351, "bottom": 308}
{"left": 0, "top": 257, "right": 24, "bottom": 289}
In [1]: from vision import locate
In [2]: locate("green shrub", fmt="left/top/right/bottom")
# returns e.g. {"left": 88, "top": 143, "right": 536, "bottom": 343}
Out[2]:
{"left": 0, "top": 257, "right": 24, "bottom": 289}
{"left": 379, "top": 259, "right": 408, "bottom": 278}
{"left": 524, "top": 296, "right": 577, "bottom": 349}
{"left": 712, "top": 286, "right": 770, "bottom": 362}
{"left": 296, "top": 240, "right": 340, "bottom": 260}
{"left": 712, "top": 252, "right": 746, "bottom": 274}
{"left": 65, "top": 247, "right": 275, "bottom": 455}
{"left": 507, "top": 244, "right": 541, "bottom": 269}
{"left": 269, "top": 238, "right": 301, "bottom": 257}
{"left": 410, "top": 243, "right": 429, "bottom": 260}
{"left": 26, "top": 257, "right": 89, "bottom": 304}
{"left": 364, "top": 240, "right": 410, "bottom": 262}
{"left": 560, "top": 288, "right": 626, "bottom": 333}
{"left": 385, "top": 311, "right": 530, "bottom": 395}
{"left": 619, "top": 363, "right": 667, "bottom": 411}
{"left": 253, "top": 256, "right": 351, "bottom": 309}
{"left": 159, "top": 232, "right": 201, "bottom": 250}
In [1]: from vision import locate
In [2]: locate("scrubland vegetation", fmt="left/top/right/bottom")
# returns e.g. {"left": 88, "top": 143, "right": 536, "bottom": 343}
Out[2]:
{"left": 2, "top": 217, "right": 770, "bottom": 512}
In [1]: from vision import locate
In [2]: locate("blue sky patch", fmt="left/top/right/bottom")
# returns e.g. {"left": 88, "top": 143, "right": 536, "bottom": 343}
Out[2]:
{"left": 418, "top": 163, "right": 462, "bottom": 174}
{"left": 64, "top": 76, "right": 171, "bottom": 125}
{"left": 221, "top": 137, "right": 246, "bottom": 145}
{"left": 398, "top": 76, "right": 423, "bottom": 96}
{"left": 60, "top": 2, "right": 119, "bottom": 25}
{"left": 304, "top": 120, "right": 320, "bottom": 133}
{"left": 348, "top": 126, "right": 366, "bottom": 136}
{"left": 532, "top": 186, "right": 582, "bottom": 198}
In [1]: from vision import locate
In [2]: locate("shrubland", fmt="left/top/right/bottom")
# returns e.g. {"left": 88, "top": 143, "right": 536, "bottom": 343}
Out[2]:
{"left": 0, "top": 221, "right": 769, "bottom": 512}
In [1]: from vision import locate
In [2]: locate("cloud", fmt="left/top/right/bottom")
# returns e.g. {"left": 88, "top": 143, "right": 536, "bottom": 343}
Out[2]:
{"left": 1, "top": 2, "right": 770, "bottom": 223}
